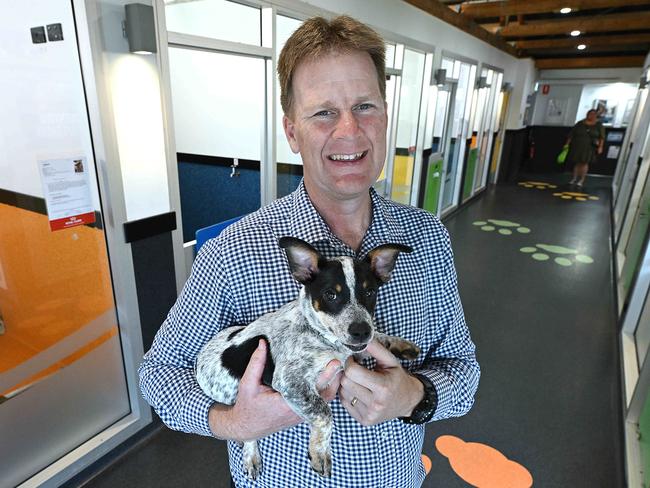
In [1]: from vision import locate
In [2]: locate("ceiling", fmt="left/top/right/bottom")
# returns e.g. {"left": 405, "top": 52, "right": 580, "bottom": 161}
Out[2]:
{"left": 404, "top": 0, "right": 650, "bottom": 69}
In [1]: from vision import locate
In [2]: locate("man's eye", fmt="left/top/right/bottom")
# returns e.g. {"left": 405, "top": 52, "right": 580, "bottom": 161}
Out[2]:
{"left": 323, "top": 290, "right": 337, "bottom": 301}
{"left": 314, "top": 110, "right": 334, "bottom": 117}
{"left": 355, "top": 103, "right": 373, "bottom": 111}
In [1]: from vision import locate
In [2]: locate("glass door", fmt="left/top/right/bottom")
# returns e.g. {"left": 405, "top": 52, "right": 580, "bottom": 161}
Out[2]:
{"left": 440, "top": 58, "right": 476, "bottom": 215}
{"left": 620, "top": 230, "right": 650, "bottom": 488}
{"left": 477, "top": 71, "right": 503, "bottom": 190}
{"left": 163, "top": 0, "right": 271, "bottom": 254}
{"left": 615, "top": 81, "right": 650, "bottom": 242}
{"left": 617, "top": 131, "right": 650, "bottom": 308}
{"left": 1, "top": 1, "right": 130, "bottom": 485}
{"left": 489, "top": 82, "right": 511, "bottom": 184}
{"left": 375, "top": 43, "right": 403, "bottom": 198}
{"left": 389, "top": 48, "right": 427, "bottom": 205}
{"left": 422, "top": 81, "right": 456, "bottom": 215}
{"left": 614, "top": 76, "right": 648, "bottom": 202}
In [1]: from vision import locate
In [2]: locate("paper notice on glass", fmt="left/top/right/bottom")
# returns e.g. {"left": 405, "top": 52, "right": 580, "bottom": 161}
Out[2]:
{"left": 38, "top": 157, "right": 96, "bottom": 231}
{"left": 607, "top": 145, "right": 620, "bottom": 159}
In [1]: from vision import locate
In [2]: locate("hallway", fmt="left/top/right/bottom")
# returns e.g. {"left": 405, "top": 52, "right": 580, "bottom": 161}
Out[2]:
{"left": 70, "top": 175, "right": 625, "bottom": 487}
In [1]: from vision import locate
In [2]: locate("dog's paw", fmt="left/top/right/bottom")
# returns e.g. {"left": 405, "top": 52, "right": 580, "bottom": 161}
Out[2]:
{"left": 390, "top": 340, "right": 420, "bottom": 361}
{"left": 308, "top": 450, "right": 332, "bottom": 478}
{"left": 242, "top": 441, "right": 262, "bottom": 480}
{"left": 243, "top": 456, "right": 262, "bottom": 480}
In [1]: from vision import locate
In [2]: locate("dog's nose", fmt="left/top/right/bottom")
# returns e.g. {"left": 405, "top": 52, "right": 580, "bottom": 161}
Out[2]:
{"left": 349, "top": 321, "right": 371, "bottom": 343}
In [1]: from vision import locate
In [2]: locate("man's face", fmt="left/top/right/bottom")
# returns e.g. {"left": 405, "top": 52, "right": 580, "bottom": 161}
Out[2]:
{"left": 586, "top": 111, "right": 598, "bottom": 123}
{"left": 282, "top": 50, "right": 388, "bottom": 204}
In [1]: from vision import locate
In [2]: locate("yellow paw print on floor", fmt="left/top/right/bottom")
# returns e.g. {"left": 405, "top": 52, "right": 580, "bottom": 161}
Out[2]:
{"left": 518, "top": 181, "right": 558, "bottom": 190}
{"left": 520, "top": 244, "right": 594, "bottom": 266}
{"left": 473, "top": 219, "right": 531, "bottom": 235}
{"left": 552, "top": 191, "right": 599, "bottom": 202}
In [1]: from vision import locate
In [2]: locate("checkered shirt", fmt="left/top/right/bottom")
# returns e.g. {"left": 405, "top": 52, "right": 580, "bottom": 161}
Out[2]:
{"left": 139, "top": 181, "right": 480, "bottom": 487}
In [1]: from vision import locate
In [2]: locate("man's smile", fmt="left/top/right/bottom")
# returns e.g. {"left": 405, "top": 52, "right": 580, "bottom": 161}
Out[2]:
{"left": 328, "top": 151, "right": 367, "bottom": 162}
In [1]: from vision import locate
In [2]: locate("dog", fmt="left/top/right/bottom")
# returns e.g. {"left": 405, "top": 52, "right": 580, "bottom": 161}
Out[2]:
{"left": 195, "top": 236, "right": 420, "bottom": 479}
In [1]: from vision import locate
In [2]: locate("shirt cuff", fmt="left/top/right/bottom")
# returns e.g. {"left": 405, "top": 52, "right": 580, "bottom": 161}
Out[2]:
{"left": 181, "top": 386, "right": 217, "bottom": 437}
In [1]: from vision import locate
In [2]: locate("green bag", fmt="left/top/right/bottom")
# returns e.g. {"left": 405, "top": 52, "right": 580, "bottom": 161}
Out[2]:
{"left": 556, "top": 145, "right": 569, "bottom": 164}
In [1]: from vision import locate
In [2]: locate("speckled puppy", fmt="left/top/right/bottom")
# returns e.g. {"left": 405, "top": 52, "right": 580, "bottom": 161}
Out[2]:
{"left": 196, "top": 237, "right": 419, "bottom": 480}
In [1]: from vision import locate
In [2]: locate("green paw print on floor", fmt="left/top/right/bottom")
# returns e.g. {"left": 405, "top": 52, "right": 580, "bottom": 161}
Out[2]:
{"left": 520, "top": 244, "right": 594, "bottom": 266}
{"left": 472, "top": 219, "right": 531, "bottom": 235}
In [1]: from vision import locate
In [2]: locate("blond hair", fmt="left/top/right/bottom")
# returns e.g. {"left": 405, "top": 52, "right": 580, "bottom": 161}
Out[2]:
{"left": 277, "top": 15, "right": 386, "bottom": 116}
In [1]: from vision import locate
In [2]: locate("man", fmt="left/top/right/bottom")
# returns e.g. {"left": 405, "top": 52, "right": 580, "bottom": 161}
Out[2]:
{"left": 139, "top": 15, "right": 479, "bottom": 487}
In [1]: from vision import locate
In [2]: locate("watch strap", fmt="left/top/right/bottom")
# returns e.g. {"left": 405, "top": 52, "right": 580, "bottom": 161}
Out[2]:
{"left": 399, "top": 373, "right": 437, "bottom": 425}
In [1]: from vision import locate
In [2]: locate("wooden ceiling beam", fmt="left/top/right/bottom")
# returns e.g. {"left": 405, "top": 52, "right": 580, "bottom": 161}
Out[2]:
{"left": 462, "top": 0, "right": 650, "bottom": 19}
{"left": 517, "top": 33, "right": 650, "bottom": 49}
{"left": 499, "top": 11, "right": 650, "bottom": 37}
{"left": 402, "top": 0, "right": 518, "bottom": 55}
{"left": 535, "top": 55, "right": 645, "bottom": 69}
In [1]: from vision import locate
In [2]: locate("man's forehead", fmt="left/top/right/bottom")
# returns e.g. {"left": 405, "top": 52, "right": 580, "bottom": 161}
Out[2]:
{"left": 293, "top": 52, "right": 378, "bottom": 87}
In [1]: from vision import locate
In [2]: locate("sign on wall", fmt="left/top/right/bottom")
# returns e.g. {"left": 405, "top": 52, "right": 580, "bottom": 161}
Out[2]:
{"left": 38, "top": 157, "right": 96, "bottom": 231}
{"left": 545, "top": 98, "right": 568, "bottom": 125}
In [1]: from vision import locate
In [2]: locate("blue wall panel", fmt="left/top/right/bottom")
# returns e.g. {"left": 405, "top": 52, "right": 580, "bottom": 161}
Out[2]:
{"left": 178, "top": 161, "right": 260, "bottom": 242}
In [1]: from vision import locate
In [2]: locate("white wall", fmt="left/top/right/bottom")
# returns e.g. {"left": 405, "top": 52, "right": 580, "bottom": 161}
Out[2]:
{"left": 576, "top": 83, "right": 638, "bottom": 127}
{"left": 508, "top": 58, "right": 536, "bottom": 129}
{"left": 539, "top": 67, "right": 643, "bottom": 84}
{"left": 0, "top": 0, "right": 100, "bottom": 208}
{"left": 531, "top": 84, "right": 583, "bottom": 126}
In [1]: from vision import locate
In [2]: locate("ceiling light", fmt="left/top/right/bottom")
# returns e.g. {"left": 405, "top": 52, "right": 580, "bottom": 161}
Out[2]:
{"left": 560, "top": 7, "right": 572, "bottom": 14}
{"left": 570, "top": 30, "right": 581, "bottom": 37}
{"left": 577, "top": 44, "right": 586, "bottom": 50}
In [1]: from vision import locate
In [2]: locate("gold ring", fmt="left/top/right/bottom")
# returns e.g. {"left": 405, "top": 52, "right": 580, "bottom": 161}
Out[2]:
{"left": 351, "top": 396, "right": 358, "bottom": 406}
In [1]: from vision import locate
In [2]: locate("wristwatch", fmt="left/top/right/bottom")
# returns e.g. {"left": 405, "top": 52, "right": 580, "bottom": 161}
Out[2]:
{"left": 399, "top": 373, "right": 438, "bottom": 425}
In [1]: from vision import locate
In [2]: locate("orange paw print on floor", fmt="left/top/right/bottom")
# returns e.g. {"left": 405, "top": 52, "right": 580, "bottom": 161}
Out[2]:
{"left": 422, "top": 454, "right": 432, "bottom": 475}
{"left": 436, "top": 435, "right": 532, "bottom": 488}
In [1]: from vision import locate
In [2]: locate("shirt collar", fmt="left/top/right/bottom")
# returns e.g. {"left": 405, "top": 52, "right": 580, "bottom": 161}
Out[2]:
{"left": 288, "top": 180, "right": 408, "bottom": 257}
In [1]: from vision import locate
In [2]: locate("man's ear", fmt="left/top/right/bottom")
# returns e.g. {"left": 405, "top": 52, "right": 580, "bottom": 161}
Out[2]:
{"left": 282, "top": 115, "right": 301, "bottom": 154}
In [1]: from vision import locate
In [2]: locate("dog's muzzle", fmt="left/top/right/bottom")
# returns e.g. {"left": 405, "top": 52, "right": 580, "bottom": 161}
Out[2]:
{"left": 344, "top": 343, "right": 368, "bottom": 352}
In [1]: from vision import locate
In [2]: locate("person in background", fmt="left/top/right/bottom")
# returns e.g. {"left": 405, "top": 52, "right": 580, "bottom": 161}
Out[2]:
{"left": 566, "top": 108, "right": 605, "bottom": 189}
{"left": 139, "top": 15, "right": 479, "bottom": 488}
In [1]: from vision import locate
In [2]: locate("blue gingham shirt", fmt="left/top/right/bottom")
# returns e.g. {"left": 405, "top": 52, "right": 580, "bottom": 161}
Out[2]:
{"left": 139, "top": 181, "right": 479, "bottom": 487}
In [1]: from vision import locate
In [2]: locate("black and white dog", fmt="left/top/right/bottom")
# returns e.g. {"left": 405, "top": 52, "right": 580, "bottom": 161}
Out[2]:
{"left": 196, "top": 237, "right": 419, "bottom": 479}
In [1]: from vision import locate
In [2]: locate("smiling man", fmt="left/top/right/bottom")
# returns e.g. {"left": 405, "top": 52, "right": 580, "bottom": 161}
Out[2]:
{"left": 139, "top": 15, "right": 479, "bottom": 488}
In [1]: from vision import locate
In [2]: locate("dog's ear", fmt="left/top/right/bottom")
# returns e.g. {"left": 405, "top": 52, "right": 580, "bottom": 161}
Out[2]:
{"left": 279, "top": 237, "right": 321, "bottom": 283}
{"left": 366, "top": 243, "right": 412, "bottom": 283}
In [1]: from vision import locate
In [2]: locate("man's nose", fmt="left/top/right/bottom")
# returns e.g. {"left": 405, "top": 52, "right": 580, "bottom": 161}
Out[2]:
{"left": 334, "top": 111, "right": 360, "bottom": 138}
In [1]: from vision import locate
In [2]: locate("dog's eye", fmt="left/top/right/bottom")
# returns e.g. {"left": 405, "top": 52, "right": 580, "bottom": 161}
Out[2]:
{"left": 323, "top": 290, "right": 337, "bottom": 301}
{"left": 365, "top": 288, "right": 377, "bottom": 297}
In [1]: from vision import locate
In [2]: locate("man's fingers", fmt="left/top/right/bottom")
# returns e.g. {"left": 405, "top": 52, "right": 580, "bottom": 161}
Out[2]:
{"left": 366, "top": 340, "right": 400, "bottom": 368}
{"left": 316, "top": 359, "right": 343, "bottom": 390}
{"left": 239, "top": 339, "right": 268, "bottom": 391}
{"left": 316, "top": 360, "right": 343, "bottom": 402}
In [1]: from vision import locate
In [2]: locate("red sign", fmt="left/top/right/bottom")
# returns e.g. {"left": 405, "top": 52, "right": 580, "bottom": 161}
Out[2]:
{"left": 542, "top": 84, "right": 550, "bottom": 95}
{"left": 49, "top": 212, "right": 96, "bottom": 231}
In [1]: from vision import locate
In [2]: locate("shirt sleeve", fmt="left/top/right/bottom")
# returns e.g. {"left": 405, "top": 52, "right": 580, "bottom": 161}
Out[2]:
{"left": 138, "top": 240, "right": 238, "bottom": 436}
{"left": 413, "top": 227, "right": 480, "bottom": 421}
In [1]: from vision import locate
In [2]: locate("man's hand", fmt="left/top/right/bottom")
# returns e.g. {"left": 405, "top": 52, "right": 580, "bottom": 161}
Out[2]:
{"left": 209, "top": 339, "right": 342, "bottom": 441}
{"left": 339, "top": 340, "right": 424, "bottom": 426}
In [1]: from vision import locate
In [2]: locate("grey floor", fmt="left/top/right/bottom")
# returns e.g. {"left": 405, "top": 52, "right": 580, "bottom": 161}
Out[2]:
{"left": 69, "top": 174, "right": 625, "bottom": 488}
